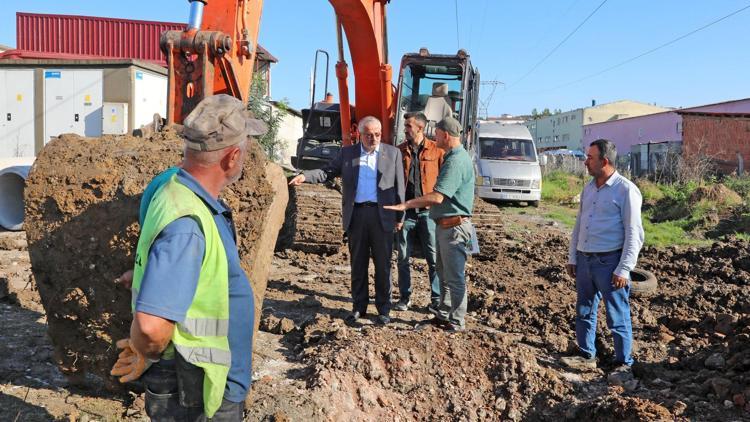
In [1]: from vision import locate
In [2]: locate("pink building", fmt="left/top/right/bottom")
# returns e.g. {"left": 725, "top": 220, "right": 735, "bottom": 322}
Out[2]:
{"left": 582, "top": 98, "right": 750, "bottom": 157}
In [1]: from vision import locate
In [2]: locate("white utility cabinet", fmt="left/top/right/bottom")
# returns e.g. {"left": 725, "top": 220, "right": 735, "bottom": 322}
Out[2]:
{"left": 0, "top": 69, "right": 35, "bottom": 158}
{"left": 102, "top": 102, "right": 129, "bottom": 135}
{"left": 133, "top": 70, "right": 167, "bottom": 129}
{"left": 44, "top": 69, "right": 103, "bottom": 142}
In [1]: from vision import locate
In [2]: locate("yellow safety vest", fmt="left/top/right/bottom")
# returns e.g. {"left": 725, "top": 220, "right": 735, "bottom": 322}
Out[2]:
{"left": 131, "top": 175, "right": 230, "bottom": 417}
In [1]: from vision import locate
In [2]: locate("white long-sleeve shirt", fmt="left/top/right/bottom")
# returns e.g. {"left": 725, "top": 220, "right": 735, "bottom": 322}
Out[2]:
{"left": 568, "top": 171, "right": 645, "bottom": 278}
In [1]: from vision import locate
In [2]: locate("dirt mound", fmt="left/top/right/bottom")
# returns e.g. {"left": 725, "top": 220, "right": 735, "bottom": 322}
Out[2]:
{"left": 689, "top": 184, "right": 742, "bottom": 206}
{"left": 570, "top": 395, "right": 673, "bottom": 421}
{"left": 305, "top": 328, "right": 570, "bottom": 421}
{"left": 24, "top": 128, "right": 279, "bottom": 389}
{"left": 462, "top": 200, "right": 749, "bottom": 419}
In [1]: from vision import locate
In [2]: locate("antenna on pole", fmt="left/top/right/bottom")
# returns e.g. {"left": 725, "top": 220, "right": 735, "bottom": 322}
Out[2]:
{"left": 479, "top": 80, "right": 504, "bottom": 120}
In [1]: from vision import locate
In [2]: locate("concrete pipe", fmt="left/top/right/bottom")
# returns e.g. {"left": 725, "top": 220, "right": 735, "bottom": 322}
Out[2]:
{"left": 0, "top": 158, "right": 34, "bottom": 231}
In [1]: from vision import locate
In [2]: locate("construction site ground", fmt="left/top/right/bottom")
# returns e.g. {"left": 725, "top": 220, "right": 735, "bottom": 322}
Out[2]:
{"left": 2, "top": 182, "right": 750, "bottom": 421}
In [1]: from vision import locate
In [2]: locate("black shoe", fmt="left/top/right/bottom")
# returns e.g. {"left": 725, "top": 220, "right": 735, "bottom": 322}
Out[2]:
{"left": 445, "top": 324, "right": 465, "bottom": 333}
{"left": 392, "top": 299, "right": 411, "bottom": 311}
{"left": 345, "top": 311, "right": 363, "bottom": 325}
{"left": 427, "top": 302, "right": 440, "bottom": 315}
{"left": 376, "top": 314, "right": 391, "bottom": 325}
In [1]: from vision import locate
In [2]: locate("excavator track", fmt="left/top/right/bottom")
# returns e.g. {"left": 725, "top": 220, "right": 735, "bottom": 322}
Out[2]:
{"left": 279, "top": 183, "right": 345, "bottom": 255}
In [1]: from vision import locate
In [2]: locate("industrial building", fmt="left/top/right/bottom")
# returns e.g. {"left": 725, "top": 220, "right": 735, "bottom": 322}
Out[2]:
{"left": 580, "top": 98, "right": 750, "bottom": 174}
{"left": 0, "top": 12, "right": 279, "bottom": 159}
{"left": 525, "top": 100, "right": 670, "bottom": 152}
{"left": 0, "top": 58, "right": 168, "bottom": 157}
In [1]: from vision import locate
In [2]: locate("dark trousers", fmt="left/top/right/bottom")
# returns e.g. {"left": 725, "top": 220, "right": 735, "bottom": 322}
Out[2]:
{"left": 396, "top": 209, "right": 439, "bottom": 304}
{"left": 142, "top": 356, "right": 243, "bottom": 422}
{"left": 347, "top": 206, "right": 393, "bottom": 316}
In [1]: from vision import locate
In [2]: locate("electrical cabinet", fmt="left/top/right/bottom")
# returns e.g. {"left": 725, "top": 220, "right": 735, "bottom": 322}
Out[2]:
{"left": 44, "top": 69, "right": 103, "bottom": 143}
{"left": 0, "top": 70, "right": 35, "bottom": 157}
{"left": 102, "top": 102, "right": 129, "bottom": 135}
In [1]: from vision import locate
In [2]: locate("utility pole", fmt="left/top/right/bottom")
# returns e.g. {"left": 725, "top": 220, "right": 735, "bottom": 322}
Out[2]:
{"left": 479, "top": 80, "right": 504, "bottom": 120}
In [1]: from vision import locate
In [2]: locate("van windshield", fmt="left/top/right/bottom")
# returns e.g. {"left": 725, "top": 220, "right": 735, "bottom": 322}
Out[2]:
{"left": 479, "top": 138, "right": 536, "bottom": 161}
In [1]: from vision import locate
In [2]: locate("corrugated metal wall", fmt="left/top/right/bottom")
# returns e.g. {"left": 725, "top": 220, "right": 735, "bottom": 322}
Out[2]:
{"left": 16, "top": 12, "right": 186, "bottom": 64}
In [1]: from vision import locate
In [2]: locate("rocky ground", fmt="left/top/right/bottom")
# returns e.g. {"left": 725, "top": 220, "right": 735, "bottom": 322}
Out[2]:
{"left": 2, "top": 183, "right": 750, "bottom": 421}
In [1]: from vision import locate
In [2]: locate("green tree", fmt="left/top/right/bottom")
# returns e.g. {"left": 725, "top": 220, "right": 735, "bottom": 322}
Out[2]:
{"left": 531, "top": 108, "right": 539, "bottom": 118}
{"left": 247, "top": 74, "right": 288, "bottom": 162}
{"left": 541, "top": 108, "right": 552, "bottom": 117}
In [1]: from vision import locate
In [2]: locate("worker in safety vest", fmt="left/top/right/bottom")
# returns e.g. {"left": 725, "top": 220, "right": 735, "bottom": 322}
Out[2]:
{"left": 110, "top": 94, "right": 267, "bottom": 421}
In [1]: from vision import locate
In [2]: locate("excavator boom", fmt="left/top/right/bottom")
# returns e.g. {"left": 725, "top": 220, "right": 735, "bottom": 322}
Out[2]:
{"left": 329, "top": 0, "right": 394, "bottom": 144}
{"left": 162, "top": 0, "right": 395, "bottom": 146}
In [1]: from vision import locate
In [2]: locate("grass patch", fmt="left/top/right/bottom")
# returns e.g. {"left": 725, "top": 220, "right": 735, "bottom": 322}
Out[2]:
{"left": 543, "top": 204, "right": 578, "bottom": 228}
{"left": 642, "top": 218, "right": 710, "bottom": 248}
{"left": 542, "top": 171, "right": 585, "bottom": 203}
{"left": 534, "top": 174, "right": 750, "bottom": 246}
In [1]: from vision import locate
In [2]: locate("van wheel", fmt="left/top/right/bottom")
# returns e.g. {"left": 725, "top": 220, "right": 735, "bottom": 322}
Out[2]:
{"left": 529, "top": 201, "right": 540, "bottom": 208}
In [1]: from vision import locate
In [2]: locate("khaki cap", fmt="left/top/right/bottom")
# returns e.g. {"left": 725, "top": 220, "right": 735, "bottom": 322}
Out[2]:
{"left": 183, "top": 94, "right": 268, "bottom": 151}
{"left": 436, "top": 116, "right": 462, "bottom": 137}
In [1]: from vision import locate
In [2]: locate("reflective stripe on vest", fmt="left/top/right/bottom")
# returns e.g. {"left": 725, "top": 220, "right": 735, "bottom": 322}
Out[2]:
{"left": 174, "top": 344, "right": 232, "bottom": 366}
{"left": 178, "top": 318, "right": 230, "bottom": 337}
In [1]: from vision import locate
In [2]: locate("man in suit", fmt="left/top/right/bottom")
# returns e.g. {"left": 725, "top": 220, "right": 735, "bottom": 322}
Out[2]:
{"left": 289, "top": 116, "right": 405, "bottom": 325}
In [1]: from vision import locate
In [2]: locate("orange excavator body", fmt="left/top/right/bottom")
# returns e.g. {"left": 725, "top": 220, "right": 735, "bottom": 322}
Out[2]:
{"left": 162, "top": 0, "right": 394, "bottom": 145}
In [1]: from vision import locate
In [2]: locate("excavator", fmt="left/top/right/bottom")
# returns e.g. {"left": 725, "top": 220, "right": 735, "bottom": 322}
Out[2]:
{"left": 157, "top": 0, "right": 479, "bottom": 256}
{"left": 159, "top": 0, "right": 480, "bottom": 155}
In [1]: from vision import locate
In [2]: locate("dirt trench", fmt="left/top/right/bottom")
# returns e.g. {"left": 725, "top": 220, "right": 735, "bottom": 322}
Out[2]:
{"left": 3, "top": 180, "right": 750, "bottom": 420}
{"left": 248, "top": 192, "right": 750, "bottom": 421}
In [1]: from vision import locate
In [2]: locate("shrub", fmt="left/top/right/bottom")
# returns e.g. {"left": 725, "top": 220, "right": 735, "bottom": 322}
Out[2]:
{"left": 723, "top": 176, "right": 750, "bottom": 201}
{"left": 542, "top": 171, "right": 585, "bottom": 203}
{"left": 635, "top": 179, "right": 664, "bottom": 205}
{"left": 247, "top": 74, "right": 288, "bottom": 162}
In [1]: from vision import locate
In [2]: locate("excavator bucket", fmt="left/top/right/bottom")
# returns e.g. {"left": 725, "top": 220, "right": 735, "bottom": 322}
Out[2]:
{"left": 23, "top": 128, "right": 287, "bottom": 388}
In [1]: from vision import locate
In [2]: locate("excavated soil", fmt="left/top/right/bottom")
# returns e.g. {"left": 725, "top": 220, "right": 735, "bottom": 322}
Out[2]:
{"left": 305, "top": 328, "right": 570, "bottom": 421}
{"left": 23, "top": 128, "right": 273, "bottom": 389}
{"left": 4, "top": 180, "right": 750, "bottom": 420}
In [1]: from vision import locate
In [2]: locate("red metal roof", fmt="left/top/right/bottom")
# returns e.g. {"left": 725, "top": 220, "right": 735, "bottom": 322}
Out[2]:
{"left": 0, "top": 49, "right": 105, "bottom": 61}
{"left": 17, "top": 12, "right": 184, "bottom": 65}
{"left": 16, "top": 12, "right": 277, "bottom": 67}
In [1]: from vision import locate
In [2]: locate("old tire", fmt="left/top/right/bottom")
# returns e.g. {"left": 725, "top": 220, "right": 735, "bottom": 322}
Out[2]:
{"left": 630, "top": 268, "right": 657, "bottom": 297}
{"left": 275, "top": 184, "right": 298, "bottom": 251}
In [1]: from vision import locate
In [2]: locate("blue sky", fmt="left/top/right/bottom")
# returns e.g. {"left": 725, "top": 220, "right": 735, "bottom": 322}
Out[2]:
{"left": 1, "top": 1, "right": 748, "bottom": 116}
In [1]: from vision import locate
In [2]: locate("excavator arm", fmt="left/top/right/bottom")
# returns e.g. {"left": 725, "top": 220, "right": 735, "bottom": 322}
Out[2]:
{"left": 162, "top": 0, "right": 394, "bottom": 145}
{"left": 328, "top": 0, "right": 394, "bottom": 145}
{"left": 161, "top": 0, "right": 263, "bottom": 124}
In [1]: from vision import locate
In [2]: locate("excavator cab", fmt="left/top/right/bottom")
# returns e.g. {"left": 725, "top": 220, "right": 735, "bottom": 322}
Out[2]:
{"left": 393, "top": 48, "right": 480, "bottom": 148}
{"left": 294, "top": 101, "right": 354, "bottom": 170}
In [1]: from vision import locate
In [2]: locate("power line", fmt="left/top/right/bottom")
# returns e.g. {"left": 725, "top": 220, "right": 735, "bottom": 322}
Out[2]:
{"left": 509, "top": 0, "right": 609, "bottom": 88}
{"left": 527, "top": 0, "right": 582, "bottom": 52}
{"left": 474, "top": 0, "right": 490, "bottom": 53}
{"left": 454, "top": 0, "right": 460, "bottom": 49}
{"left": 519, "top": 3, "right": 750, "bottom": 95}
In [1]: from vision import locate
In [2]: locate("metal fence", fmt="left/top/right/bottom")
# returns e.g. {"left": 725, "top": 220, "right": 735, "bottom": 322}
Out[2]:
{"left": 541, "top": 154, "right": 586, "bottom": 177}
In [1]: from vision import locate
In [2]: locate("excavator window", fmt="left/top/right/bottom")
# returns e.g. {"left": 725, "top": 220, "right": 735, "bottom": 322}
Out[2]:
{"left": 395, "top": 63, "right": 463, "bottom": 144}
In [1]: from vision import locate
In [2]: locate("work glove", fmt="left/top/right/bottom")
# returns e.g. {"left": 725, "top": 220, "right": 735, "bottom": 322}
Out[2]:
{"left": 110, "top": 338, "right": 156, "bottom": 383}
